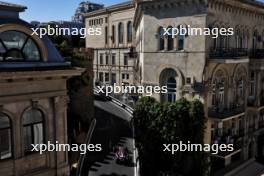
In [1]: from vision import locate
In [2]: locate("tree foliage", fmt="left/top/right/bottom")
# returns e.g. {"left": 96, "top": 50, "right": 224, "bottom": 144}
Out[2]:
{"left": 133, "top": 97, "right": 208, "bottom": 176}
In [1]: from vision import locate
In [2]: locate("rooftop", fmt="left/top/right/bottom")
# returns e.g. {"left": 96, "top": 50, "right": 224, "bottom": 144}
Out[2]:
{"left": 0, "top": 1, "right": 27, "bottom": 12}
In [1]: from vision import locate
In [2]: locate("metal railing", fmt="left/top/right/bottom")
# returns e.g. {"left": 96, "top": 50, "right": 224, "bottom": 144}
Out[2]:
{"left": 249, "top": 49, "right": 264, "bottom": 59}
{"left": 208, "top": 105, "right": 245, "bottom": 119}
{"left": 76, "top": 119, "right": 97, "bottom": 176}
{"left": 209, "top": 48, "right": 248, "bottom": 58}
{"left": 94, "top": 87, "right": 134, "bottom": 115}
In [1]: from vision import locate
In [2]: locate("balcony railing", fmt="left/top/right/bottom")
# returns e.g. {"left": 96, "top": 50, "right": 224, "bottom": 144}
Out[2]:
{"left": 208, "top": 105, "right": 245, "bottom": 119}
{"left": 210, "top": 48, "right": 248, "bottom": 59}
{"left": 247, "top": 97, "right": 264, "bottom": 107}
{"left": 249, "top": 49, "right": 264, "bottom": 59}
{"left": 212, "top": 135, "right": 242, "bottom": 157}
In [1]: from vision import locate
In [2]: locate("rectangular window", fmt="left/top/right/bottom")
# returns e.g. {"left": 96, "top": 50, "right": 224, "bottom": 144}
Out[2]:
{"left": 126, "top": 74, "right": 129, "bottom": 80}
{"left": 112, "top": 25, "right": 115, "bottom": 44}
{"left": 124, "top": 55, "right": 128, "bottom": 66}
{"left": 250, "top": 72, "right": 255, "bottom": 96}
{"left": 99, "top": 72, "right": 104, "bottom": 82}
{"left": 112, "top": 54, "right": 116, "bottom": 65}
{"left": 105, "top": 73, "right": 109, "bottom": 82}
{"left": 100, "top": 54, "right": 103, "bottom": 65}
{"left": 186, "top": 77, "right": 191, "bottom": 84}
{"left": 105, "top": 26, "right": 108, "bottom": 44}
{"left": 105, "top": 55, "right": 109, "bottom": 65}
{"left": 111, "top": 73, "right": 116, "bottom": 85}
{"left": 122, "top": 74, "right": 125, "bottom": 80}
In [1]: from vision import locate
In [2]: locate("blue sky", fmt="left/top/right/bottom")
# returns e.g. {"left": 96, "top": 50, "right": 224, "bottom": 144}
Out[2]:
{"left": 4, "top": 0, "right": 264, "bottom": 22}
{"left": 5, "top": 0, "right": 128, "bottom": 22}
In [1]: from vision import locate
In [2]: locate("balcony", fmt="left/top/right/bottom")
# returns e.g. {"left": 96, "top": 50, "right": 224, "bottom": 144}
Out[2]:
{"left": 249, "top": 49, "right": 264, "bottom": 59}
{"left": 210, "top": 48, "right": 248, "bottom": 58}
{"left": 212, "top": 134, "right": 242, "bottom": 158}
{"left": 208, "top": 105, "right": 245, "bottom": 120}
{"left": 247, "top": 97, "right": 264, "bottom": 108}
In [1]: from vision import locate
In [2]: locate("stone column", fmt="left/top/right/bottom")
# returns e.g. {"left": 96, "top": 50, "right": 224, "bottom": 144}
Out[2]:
{"left": 53, "top": 96, "right": 70, "bottom": 176}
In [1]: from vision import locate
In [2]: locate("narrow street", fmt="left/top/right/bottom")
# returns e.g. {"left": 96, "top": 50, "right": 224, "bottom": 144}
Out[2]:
{"left": 81, "top": 94, "right": 136, "bottom": 176}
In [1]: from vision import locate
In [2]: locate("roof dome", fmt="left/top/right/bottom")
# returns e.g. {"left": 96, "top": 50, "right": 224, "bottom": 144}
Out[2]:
{"left": 0, "top": 18, "right": 70, "bottom": 71}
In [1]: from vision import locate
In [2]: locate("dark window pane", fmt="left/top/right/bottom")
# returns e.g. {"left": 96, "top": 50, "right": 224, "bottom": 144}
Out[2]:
{"left": 0, "top": 42, "right": 5, "bottom": 61}
{"left": 5, "top": 50, "right": 24, "bottom": 61}
{"left": 23, "top": 38, "right": 40, "bottom": 61}
{"left": 24, "top": 126, "right": 32, "bottom": 152}
{"left": 0, "top": 114, "right": 10, "bottom": 128}
{"left": 23, "top": 109, "right": 44, "bottom": 154}
{"left": 0, "top": 129, "right": 12, "bottom": 160}
{"left": 0, "top": 31, "right": 27, "bottom": 50}
{"left": 23, "top": 109, "right": 43, "bottom": 125}
{"left": 0, "top": 31, "right": 41, "bottom": 61}
{"left": 0, "top": 114, "right": 12, "bottom": 160}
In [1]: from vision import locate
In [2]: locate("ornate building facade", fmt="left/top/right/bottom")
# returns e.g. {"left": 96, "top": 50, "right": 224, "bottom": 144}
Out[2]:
{"left": 85, "top": 0, "right": 264, "bottom": 173}
{"left": 85, "top": 1, "right": 135, "bottom": 86}
{"left": 133, "top": 0, "right": 264, "bottom": 173}
{"left": 0, "top": 2, "right": 83, "bottom": 176}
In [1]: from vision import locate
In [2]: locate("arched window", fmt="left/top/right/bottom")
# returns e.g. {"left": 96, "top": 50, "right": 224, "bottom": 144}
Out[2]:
{"left": 127, "top": 21, "right": 132, "bottom": 43}
{"left": 158, "top": 27, "right": 164, "bottom": 50}
{"left": 219, "top": 34, "right": 225, "bottom": 49}
{"left": 212, "top": 70, "right": 226, "bottom": 109}
{"left": 105, "top": 26, "right": 108, "bottom": 45}
{"left": 253, "top": 30, "right": 258, "bottom": 50}
{"left": 242, "top": 30, "right": 248, "bottom": 49}
{"left": 213, "top": 26, "right": 218, "bottom": 50}
{"left": 167, "top": 77, "right": 177, "bottom": 103}
{"left": 118, "top": 22, "right": 124, "bottom": 44}
{"left": 177, "top": 25, "right": 185, "bottom": 50}
{"left": 167, "top": 26, "right": 174, "bottom": 50}
{"left": 23, "top": 109, "right": 44, "bottom": 153}
{"left": 236, "top": 29, "right": 240, "bottom": 49}
{"left": 0, "top": 113, "right": 12, "bottom": 160}
{"left": 112, "top": 25, "right": 116, "bottom": 44}
{"left": 262, "top": 31, "right": 264, "bottom": 49}
{"left": 238, "top": 79, "right": 244, "bottom": 97}
{"left": 0, "top": 31, "right": 41, "bottom": 61}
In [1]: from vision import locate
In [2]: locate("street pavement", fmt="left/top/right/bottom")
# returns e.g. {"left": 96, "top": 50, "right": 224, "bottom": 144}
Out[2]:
{"left": 82, "top": 95, "right": 136, "bottom": 176}
{"left": 229, "top": 161, "right": 264, "bottom": 176}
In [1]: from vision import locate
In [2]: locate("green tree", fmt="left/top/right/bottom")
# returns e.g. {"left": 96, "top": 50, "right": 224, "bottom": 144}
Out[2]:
{"left": 133, "top": 97, "right": 208, "bottom": 176}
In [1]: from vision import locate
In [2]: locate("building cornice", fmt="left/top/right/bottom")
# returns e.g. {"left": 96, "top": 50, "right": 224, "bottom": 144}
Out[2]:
{"left": 84, "top": 1, "right": 135, "bottom": 18}
{"left": 0, "top": 68, "right": 84, "bottom": 82}
{"left": 209, "top": 0, "right": 264, "bottom": 15}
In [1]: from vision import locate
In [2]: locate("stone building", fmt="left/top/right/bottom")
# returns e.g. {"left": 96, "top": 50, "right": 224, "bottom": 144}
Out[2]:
{"left": 85, "top": 1, "right": 135, "bottom": 86}
{"left": 133, "top": 0, "right": 264, "bottom": 173}
{"left": 0, "top": 2, "right": 83, "bottom": 176}
{"left": 72, "top": 1, "right": 104, "bottom": 23}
